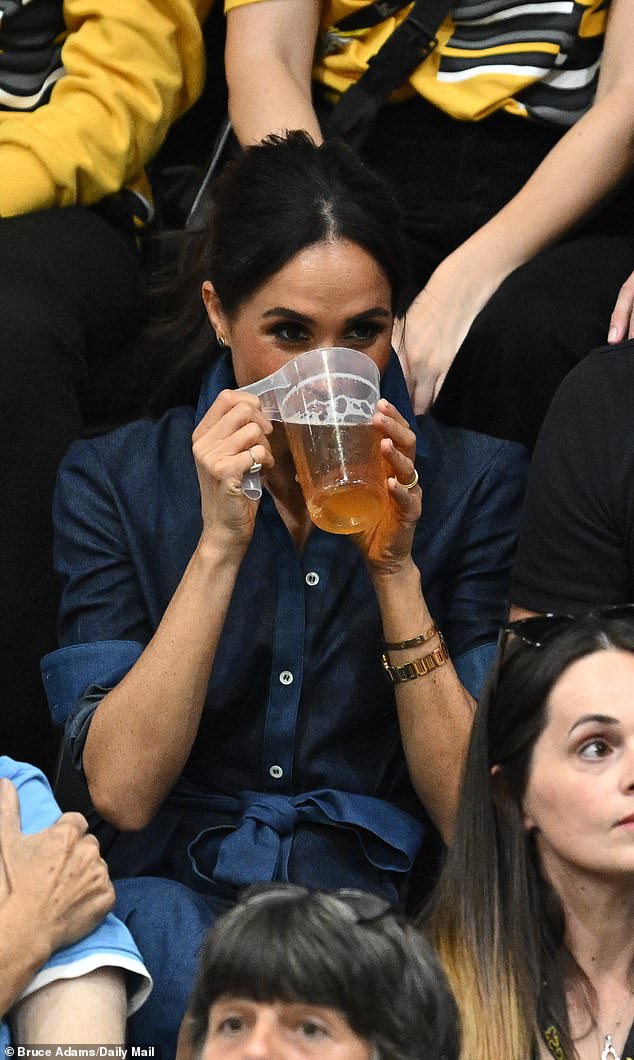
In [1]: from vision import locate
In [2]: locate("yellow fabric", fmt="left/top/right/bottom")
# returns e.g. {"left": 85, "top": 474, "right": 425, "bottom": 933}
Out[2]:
{"left": 225, "top": 0, "right": 607, "bottom": 123}
{"left": 0, "top": 0, "right": 214, "bottom": 217}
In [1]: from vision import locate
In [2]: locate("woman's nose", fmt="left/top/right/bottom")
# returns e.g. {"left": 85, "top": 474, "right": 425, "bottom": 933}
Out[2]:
{"left": 241, "top": 1015, "right": 282, "bottom": 1060}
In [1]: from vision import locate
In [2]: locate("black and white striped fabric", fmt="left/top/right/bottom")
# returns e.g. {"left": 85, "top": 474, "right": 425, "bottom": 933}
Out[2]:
{"left": 314, "top": 0, "right": 608, "bottom": 126}
{"left": 0, "top": 0, "right": 67, "bottom": 112}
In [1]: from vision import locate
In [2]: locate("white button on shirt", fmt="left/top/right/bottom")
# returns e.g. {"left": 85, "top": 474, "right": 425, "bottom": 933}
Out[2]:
{"left": 279, "top": 670, "right": 293, "bottom": 685}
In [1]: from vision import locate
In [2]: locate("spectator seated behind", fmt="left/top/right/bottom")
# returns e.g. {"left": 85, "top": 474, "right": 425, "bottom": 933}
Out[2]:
{"left": 424, "top": 607, "right": 634, "bottom": 1060}
{"left": 179, "top": 883, "right": 459, "bottom": 1060}
{"left": 225, "top": 0, "right": 634, "bottom": 451}
{"left": 0, "top": 758, "right": 150, "bottom": 1046}
{"left": 510, "top": 338, "right": 634, "bottom": 618}
{"left": 40, "top": 131, "right": 527, "bottom": 1052}
{"left": 0, "top": 0, "right": 211, "bottom": 779}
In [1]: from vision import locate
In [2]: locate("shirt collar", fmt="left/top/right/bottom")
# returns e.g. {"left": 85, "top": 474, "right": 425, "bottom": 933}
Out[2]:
{"left": 195, "top": 350, "right": 429, "bottom": 459}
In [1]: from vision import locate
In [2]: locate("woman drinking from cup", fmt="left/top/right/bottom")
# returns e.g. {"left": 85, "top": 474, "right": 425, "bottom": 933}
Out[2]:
{"left": 425, "top": 607, "right": 634, "bottom": 1060}
{"left": 42, "top": 132, "right": 526, "bottom": 1050}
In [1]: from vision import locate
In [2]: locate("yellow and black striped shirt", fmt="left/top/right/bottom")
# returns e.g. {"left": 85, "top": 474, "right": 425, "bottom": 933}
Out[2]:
{"left": 226, "top": 0, "right": 608, "bottom": 125}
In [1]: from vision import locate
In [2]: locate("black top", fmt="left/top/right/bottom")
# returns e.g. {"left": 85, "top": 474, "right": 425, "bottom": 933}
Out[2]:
{"left": 510, "top": 340, "right": 634, "bottom": 613}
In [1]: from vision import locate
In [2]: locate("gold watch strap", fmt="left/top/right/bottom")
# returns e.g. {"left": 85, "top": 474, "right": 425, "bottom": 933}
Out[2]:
{"left": 381, "top": 634, "right": 449, "bottom": 684}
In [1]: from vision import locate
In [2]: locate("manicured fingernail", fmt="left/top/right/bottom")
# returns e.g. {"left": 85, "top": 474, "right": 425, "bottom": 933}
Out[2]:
{"left": 608, "top": 326, "right": 619, "bottom": 343}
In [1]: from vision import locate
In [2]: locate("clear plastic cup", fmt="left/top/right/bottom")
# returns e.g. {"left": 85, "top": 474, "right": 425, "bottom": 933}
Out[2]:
{"left": 240, "top": 347, "right": 388, "bottom": 534}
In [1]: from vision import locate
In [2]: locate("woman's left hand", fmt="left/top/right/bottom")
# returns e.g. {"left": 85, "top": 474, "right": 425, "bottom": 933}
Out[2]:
{"left": 353, "top": 398, "right": 422, "bottom": 576}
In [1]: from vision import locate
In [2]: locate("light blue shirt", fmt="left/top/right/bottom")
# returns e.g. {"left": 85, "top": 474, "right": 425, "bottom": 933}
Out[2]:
{"left": 0, "top": 756, "right": 151, "bottom": 1046}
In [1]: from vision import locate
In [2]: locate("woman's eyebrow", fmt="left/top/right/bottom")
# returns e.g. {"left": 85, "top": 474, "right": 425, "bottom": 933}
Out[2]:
{"left": 262, "top": 307, "right": 313, "bottom": 322}
{"left": 261, "top": 306, "right": 392, "bottom": 323}
{"left": 346, "top": 307, "right": 392, "bottom": 321}
{"left": 568, "top": 713, "right": 619, "bottom": 736}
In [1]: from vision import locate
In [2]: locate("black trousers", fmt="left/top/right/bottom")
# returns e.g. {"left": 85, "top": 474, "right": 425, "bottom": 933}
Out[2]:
{"left": 0, "top": 206, "right": 145, "bottom": 776}
{"left": 360, "top": 98, "right": 634, "bottom": 450}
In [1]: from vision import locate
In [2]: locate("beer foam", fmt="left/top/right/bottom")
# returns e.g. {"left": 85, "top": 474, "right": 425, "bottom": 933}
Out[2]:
{"left": 281, "top": 382, "right": 375, "bottom": 426}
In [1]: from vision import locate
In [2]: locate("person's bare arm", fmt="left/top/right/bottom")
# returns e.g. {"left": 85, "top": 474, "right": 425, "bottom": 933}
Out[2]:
{"left": 0, "top": 779, "right": 114, "bottom": 1018}
{"left": 509, "top": 604, "right": 539, "bottom": 621}
{"left": 225, "top": 0, "right": 322, "bottom": 145}
{"left": 83, "top": 392, "right": 274, "bottom": 831}
{"left": 397, "top": 0, "right": 634, "bottom": 411}
{"left": 10, "top": 969, "right": 126, "bottom": 1045}
{"left": 357, "top": 401, "right": 475, "bottom": 842}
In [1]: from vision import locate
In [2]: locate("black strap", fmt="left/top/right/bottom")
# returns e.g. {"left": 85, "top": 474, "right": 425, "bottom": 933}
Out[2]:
{"left": 539, "top": 1017, "right": 634, "bottom": 1060}
{"left": 335, "top": 2, "right": 411, "bottom": 31}
{"left": 325, "top": 0, "right": 453, "bottom": 147}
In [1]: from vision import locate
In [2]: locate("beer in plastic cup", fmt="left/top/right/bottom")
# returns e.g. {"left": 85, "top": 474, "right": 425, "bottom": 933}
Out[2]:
{"left": 278, "top": 347, "right": 388, "bottom": 534}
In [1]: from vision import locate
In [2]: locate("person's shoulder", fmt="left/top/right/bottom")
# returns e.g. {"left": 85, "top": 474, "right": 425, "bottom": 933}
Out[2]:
{"left": 421, "top": 415, "right": 528, "bottom": 478}
{"left": 535, "top": 340, "right": 634, "bottom": 447}
{"left": 61, "top": 406, "right": 197, "bottom": 478}
{"left": 553, "top": 339, "right": 634, "bottom": 402}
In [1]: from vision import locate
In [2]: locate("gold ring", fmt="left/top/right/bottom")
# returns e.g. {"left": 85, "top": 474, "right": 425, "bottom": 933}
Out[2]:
{"left": 400, "top": 468, "right": 419, "bottom": 490}
{"left": 248, "top": 448, "right": 262, "bottom": 474}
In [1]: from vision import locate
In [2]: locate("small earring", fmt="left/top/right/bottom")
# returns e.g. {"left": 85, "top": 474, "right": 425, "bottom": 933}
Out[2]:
{"left": 216, "top": 334, "right": 226, "bottom": 348}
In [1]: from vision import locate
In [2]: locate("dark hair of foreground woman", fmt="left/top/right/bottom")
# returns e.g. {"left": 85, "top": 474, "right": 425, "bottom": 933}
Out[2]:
{"left": 187, "top": 884, "right": 460, "bottom": 1060}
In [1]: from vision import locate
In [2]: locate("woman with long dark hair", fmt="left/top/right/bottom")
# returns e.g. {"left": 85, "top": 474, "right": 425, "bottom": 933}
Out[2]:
{"left": 426, "top": 607, "right": 634, "bottom": 1060}
{"left": 42, "top": 132, "right": 526, "bottom": 1051}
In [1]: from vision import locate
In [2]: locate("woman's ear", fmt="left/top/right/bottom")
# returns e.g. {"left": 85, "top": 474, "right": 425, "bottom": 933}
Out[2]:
{"left": 202, "top": 281, "right": 230, "bottom": 345}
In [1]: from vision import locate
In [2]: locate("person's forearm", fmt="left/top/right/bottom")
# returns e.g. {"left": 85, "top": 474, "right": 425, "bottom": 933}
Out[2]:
{"left": 225, "top": 0, "right": 322, "bottom": 147}
{"left": 372, "top": 563, "right": 474, "bottom": 842}
{"left": 228, "top": 60, "right": 322, "bottom": 146}
{"left": 84, "top": 538, "right": 243, "bottom": 830}
{"left": 0, "top": 899, "right": 51, "bottom": 1017}
{"left": 11, "top": 970, "right": 126, "bottom": 1045}
{"left": 432, "top": 84, "right": 634, "bottom": 313}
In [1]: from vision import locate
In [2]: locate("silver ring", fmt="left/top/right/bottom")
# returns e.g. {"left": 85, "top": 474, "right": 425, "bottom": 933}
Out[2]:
{"left": 248, "top": 448, "right": 262, "bottom": 474}
{"left": 400, "top": 468, "right": 419, "bottom": 490}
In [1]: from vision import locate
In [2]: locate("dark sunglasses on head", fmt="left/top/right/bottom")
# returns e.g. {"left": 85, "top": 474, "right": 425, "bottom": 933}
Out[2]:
{"left": 498, "top": 603, "right": 634, "bottom": 652}
{"left": 239, "top": 882, "right": 394, "bottom": 924}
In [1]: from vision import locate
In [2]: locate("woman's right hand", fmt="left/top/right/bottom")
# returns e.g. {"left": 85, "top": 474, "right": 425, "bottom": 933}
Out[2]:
{"left": 192, "top": 390, "right": 274, "bottom": 556}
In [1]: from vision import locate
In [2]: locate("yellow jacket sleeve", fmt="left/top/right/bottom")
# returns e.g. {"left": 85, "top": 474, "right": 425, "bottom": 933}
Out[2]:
{"left": 0, "top": 0, "right": 214, "bottom": 217}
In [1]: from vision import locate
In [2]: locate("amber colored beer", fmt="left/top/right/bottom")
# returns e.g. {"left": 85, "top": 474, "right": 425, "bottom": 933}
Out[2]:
{"left": 285, "top": 420, "right": 388, "bottom": 534}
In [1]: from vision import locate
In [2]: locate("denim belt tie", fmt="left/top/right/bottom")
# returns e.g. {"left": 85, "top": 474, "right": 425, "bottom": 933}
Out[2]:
{"left": 185, "top": 788, "right": 425, "bottom": 889}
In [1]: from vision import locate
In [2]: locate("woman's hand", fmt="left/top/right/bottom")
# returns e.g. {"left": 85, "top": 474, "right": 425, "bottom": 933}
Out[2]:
{"left": 353, "top": 398, "right": 422, "bottom": 576}
{"left": 394, "top": 253, "right": 497, "bottom": 414}
{"left": 192, "top": 390, "right": 274, "bottom": 556}
{"left": 0, "top": 779, "right": 114, "bottom": 956}
{"left": 608, "top": 267, "right": 634, "bottom": 343}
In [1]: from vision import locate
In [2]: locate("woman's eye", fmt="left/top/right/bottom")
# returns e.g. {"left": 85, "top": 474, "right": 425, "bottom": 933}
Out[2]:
{"left": 273, "top": 323, "right": 309, "bottom": 343}
{"left": 345, "top": 323, "right": 380, "bottom": 342}
{"left": 298, "top": 1020, "right": 328, "bottom": 1040}
{"left": 579, "top": 738, "right": 611, "bottom": 760}
{"left": 217, "top": 1016, "right": 244, "bottom": 1035}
